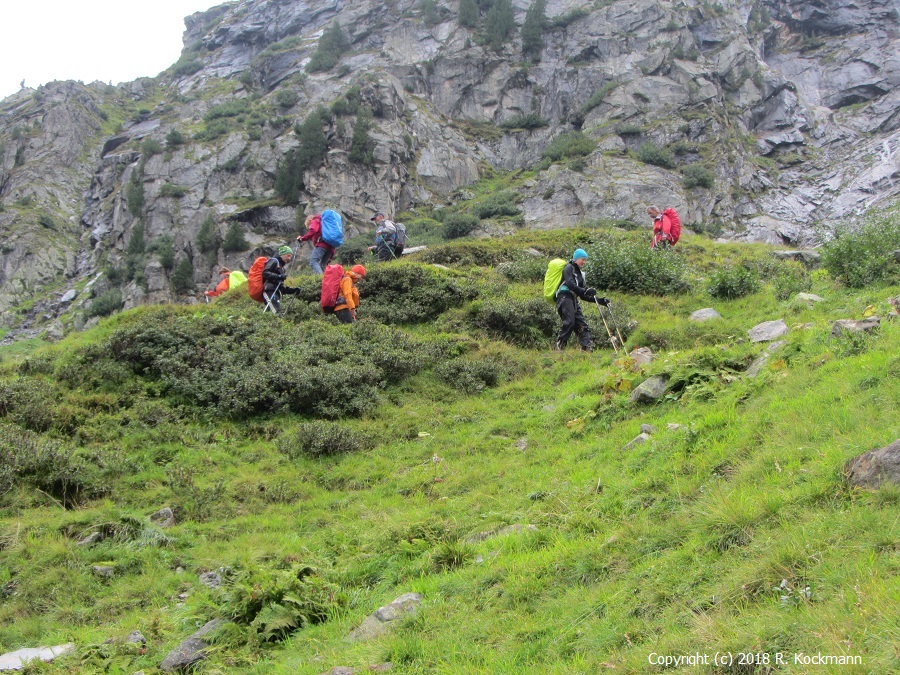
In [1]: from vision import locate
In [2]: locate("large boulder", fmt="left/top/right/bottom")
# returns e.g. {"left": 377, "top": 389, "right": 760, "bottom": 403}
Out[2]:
{"left": 629, "top": 374, "right": 670, "bottom": 403}
{"left": 831, "top": 317, "right": 880, "bottom": 337}
{"left": 160, "top": 619, "right": 225, "bottom": 672}
{"left": 748, "top": 319, "right": 789, "bottom": 343}
{"left": 0, "top": 644, "right": 74, "bottom": 670}
{"left": 846, "top": 439, "right": 900, "bottom": 489}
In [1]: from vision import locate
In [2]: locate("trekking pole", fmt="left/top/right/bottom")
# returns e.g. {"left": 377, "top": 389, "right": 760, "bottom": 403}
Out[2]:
{"left": 604, "top": 300, "right": 625, "bottom": 348}
{"left": 594, "top": 298, "right": 619, "bottom": 355}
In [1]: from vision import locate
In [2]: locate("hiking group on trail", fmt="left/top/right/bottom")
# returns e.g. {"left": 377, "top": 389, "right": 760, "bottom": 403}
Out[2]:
{"left": 208, "top": 202, "right": 681, "bottom": 352}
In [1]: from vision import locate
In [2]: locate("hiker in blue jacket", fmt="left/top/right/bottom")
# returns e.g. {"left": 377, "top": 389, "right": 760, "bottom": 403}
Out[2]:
{"left": 554, "top": 249, "right": 607, "bottom": 351}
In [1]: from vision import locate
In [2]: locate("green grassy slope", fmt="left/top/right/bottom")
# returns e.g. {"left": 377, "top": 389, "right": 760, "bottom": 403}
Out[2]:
{"left": 1, "top": 229, "right": 898, "bottom": 674}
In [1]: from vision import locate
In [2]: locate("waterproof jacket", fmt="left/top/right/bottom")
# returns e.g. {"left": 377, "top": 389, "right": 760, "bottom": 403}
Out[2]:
{"left": 557, "top": 261, "right": 591, "bottom": 301}
{"left": 205, "top": 276, "right": 230, "bottom": 297}
{"left": 652, "top": 212, "right": 673, "bottom": 247}
{"left": 262, "top": 257, "right": 287, "bottom": 291}
{"left": 299, "top": 215, "right": 336, "bottom": 253}
{"left": 334, "top": 272, "right": 361, "bottom": 313}
{"left": 374, "top": 220, "right": 397, "bottom": 246}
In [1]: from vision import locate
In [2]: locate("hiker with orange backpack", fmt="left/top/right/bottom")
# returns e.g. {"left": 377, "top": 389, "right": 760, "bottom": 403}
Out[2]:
{"left": 332, "top": 264, "right": 367, "bottom": 324}
{"left": 649, "top": 205, "right": 682, "bottom": 249}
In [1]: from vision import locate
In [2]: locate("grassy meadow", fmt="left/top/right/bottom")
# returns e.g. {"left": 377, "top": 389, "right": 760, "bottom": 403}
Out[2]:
{"left": 1, "top": 225, "right": 898, "bottom": 674}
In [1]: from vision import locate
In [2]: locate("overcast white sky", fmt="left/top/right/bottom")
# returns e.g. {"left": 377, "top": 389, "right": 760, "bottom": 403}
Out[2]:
{"left": 0, "top": 0, "right": 221, "bottom": 101}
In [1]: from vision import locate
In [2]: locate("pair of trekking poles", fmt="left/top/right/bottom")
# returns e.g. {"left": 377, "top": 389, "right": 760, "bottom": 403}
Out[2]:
{"left": 594, "top": 297, "right": 625, "bottom": 355}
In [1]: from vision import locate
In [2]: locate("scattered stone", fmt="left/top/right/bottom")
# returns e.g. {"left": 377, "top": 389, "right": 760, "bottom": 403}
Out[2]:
{"left": 59, "top": 289, "right": 77, "bottom": 304}
{"left": 159, "top": 619, "right": 225, "bottom": 672}
{"left": 748, "top": 319, "right": 788, "bottom": 343}
{"left": 0, "top": 644, "right": 74, "bottom": 670}
{"left": 318, "top": 664, "right": 393, "bottom": 675}
{"left": 766, "top": 340, "right": 786, "bottom": 353}
{"left": 125, "top": 631, "right": 147, "bottom": 646}
{"left": 745, "top": 354, "right": 771, "bottom": 378}
{"left": 623, "top": 433, "right": 650, "bottom": 450}
{"left": 150, "top": 507, "right": 175, "bottom": 528}
{"left": 689, "top": 308, "right": 722, "bottom": 322}
{"left": 639, "top": 424, "right": 657, "bottom": 435}
{"left": 667, "top": 423, "right": 684, "bottom": 431}
{"left": 514, "top": 437, "right": 528, "bottom": 451}
{"left": 465, "top": 523, "right": 537, "bottom": 543}
{"left": 846, "top": 439, "right": 900, "bottom": 489}
{"left": 793, "top": 292, "right": 824, "bottom": 307}
{"left": 831, "top": 317, "right": 880, "bottom": 337}
{"left": 771, "top": 250, "right": 821, "bottom": 266}
{"left": 198, "top": 572, "right": 221, "bottom": 589}
{"left": 523, "top": 248, "right": 543, "bottom": 257}
{"left": 92, "top": 565, "right": 115, "bottom": 578}
{"left": 629, "top": 347, "right": 654, "bottom": 366}
{"left": 347, "top": 594, "right": 423, "bottom": 642}
{"left": 77, "top": 531, "right": 104, "bottom": 546}
{"left": 629, "top": 374, "right": 670, "bottom": 403}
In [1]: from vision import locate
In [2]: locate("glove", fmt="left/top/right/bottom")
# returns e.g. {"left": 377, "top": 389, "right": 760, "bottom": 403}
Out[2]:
{"left": 584, "top": 288, "right": 597, "bottom": 299}
{"left": 597, "top": 297, "right": 610, "bottom": 307}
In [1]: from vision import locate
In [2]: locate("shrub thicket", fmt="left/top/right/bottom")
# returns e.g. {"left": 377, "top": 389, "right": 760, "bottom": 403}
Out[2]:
{"left": 89, "top": 289, "right": 124, "bottom": 318}
{"left": 821, "top": 210, "right": 900, "bottom": 287}
{"left": 466, "top": 297, "right": 557, "bottom": 347}
{"left": 361, "top": 263, "right": 476, "bottom": 324}
{"left": 500, "top": 114, "right": 548, "bottom": 130}
{"left": 586, "top": 236, "right": 688, "bottom": 295}
{"left": 707, "top": 264, "right": 760, "bottom": 299}
{"left": 442, "top": 213, "right": 480, "bottom": 240}
{"left": 541, "top": 131, "right": 596, "bottom": 163}
{"left": 459, "top": 0, "right": 478, "bottom": 27}
{"left": 278, "top": 422, "right": 368, "bottom": 458}
{"left": 306, "top": 22, "right": 350, "bottom": 72}
{"left": 771, "top": 260, "right": 811, "bottom": 301}
{"left": 682, "top": 163, "right": 715, "bottom": 189}
{"left": 474, "top": 191, "right": 520, "bottom": 219}
{"left": 484, "top": 0, "right": 515, "bottom": 51}
{"left": 95, "top": 310, "right": 434, "bottom": 419}
{"left": 437, "top": 356, "right": 510, "bottom": 393}
{"left": 636, "top": 142, "right": 675, "bottom": 169}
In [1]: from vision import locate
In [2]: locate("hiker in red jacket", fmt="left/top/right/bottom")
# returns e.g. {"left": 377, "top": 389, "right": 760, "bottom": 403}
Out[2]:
{"left": 648, "top": 206, "right": 681, "bottom": 249}
{"left": 297, "top": 213, "right": 335, "bottom": 275}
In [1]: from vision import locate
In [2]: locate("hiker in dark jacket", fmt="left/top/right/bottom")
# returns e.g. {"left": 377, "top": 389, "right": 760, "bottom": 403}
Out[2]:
{"left": 262, "top": 245, "right": 298, "bottom": 313}
{"left": 368, "top": 212, "right": 398, "bottom": 261}
{"left": 555, "top": 249, "right": 607, "bottom": 351}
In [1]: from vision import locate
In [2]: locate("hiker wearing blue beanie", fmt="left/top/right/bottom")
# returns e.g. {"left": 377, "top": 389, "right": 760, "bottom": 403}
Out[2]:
{"left": 553, "top": 248, "right": 606, "bottom": 352}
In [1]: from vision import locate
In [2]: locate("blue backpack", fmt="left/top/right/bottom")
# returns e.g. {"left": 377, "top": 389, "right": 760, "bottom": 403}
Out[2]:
{"left": 320, "top": 209, "right": 343, "bottom": 247}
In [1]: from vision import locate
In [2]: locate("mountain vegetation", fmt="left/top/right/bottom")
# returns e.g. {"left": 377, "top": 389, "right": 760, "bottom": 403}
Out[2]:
{"left": 0, "top": 219, "right": 898, "bottom": 672}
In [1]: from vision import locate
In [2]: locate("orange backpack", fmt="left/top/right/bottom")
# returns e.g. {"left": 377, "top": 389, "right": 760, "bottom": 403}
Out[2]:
{"left": 247, "top": 256, "right": 268, "bottom": 303}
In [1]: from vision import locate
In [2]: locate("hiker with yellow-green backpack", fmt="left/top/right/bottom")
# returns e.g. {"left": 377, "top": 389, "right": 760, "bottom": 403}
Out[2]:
{"left": 544, "top": 249, "right": 608, "bottom": 352}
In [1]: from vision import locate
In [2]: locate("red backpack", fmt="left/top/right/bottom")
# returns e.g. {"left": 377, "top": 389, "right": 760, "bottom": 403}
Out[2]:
{"left": 320, "top": 264, "right": 344, "bottom": 313}
{"left": 247, "top": 256, "right": 268, "bottom": 303}
{"left": 663, "top": 208, "right": 681, "bottom": 245}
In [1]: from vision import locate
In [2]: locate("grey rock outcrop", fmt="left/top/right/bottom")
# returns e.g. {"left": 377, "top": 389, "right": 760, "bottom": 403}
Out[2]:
{"left": 748, "top": 319, "right": 789, "bottom": 342}
{"left": 629, "top": 347, "right": 654, "bottom": 367}
{"left": 630, "top": 374, "right": 670, "bottom": 403}
{"left": 160, "top": 619, "right": 225, "bottom": 672}
{"left": 347, "top": 594, "right": 423, "bottom": 642}
{"left": 831, "top": 317, "right": 880, "bottom": 336}
{"left": 2, "top": 0, "right": 900, "bottom": 335}
{"left": 0, "top": 644, "right": 75, "bottom": 671}
{"left": 846, "top": 439, "right": 900, "bottom": 489}
{"left": 690, "top": 308, "right": 722, "bottom": 322}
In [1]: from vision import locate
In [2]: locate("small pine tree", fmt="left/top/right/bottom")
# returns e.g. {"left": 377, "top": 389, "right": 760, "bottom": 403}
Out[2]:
{"left": 154, "top": 236, "right": 175, "bottom": 270}
{"left": 127, "top": 221, "right": 146, "bottom": 256}
{"left": 485, "top": 0, "right": 515, "bottom": 52}
{"left": 306, "top": 22, "right": 350, "bottom": 73}
{"left": 197, "top": 215, "right": 218, "bottom": 253}
{"left": 222, "top": 222, "right": 249, "bottom": 252}
{"left": 420, "top": 0, "right": 441, "bottom": 26}
{"left": 349, "top": 107, "right": 375, "bottom": 166}
{"left": 459, "top": 0, "right": 478, "bottom": 28}
{"left": 171, "top": 257, "right": 195, "bottom": 292}
{"left": 126, "top": 180, "right": 145, "bottom": 215}
{"left": 275, "top": 109, "right": 329, "bottom": 204}
{"left": 521, "top": 0, "right": 546, "bottom": 61}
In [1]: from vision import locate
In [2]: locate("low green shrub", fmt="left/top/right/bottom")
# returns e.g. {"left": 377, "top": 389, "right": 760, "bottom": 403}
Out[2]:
{"left": 771, "top": 261, "right": 811, "bottom": 301}
{"left": 436, "top": 357, "right": 510, "bottom": 393}
{"left": 277, "top": 422, "right": 368, "bottom": 458}
{"left": 361, "top": 263, "right": 477, "bottom": 324}
{"left": 585, "top": 236, "right": 688, "bottom": 295}
{"left": 474, "top": 191, "right": 520, "bottom": 219}
{"left": 682, "top": 163, "right": 715, "bottom": 189}
{"left": 821, "top": 209, "right": 900, "bottom": 287}
{"left": 442, "top": 213, "right": 480, "bottom": 239}
{"left": 466, "top": 298, "right": 557, "bottom": 347}
{"left": 707, "top": 265, "right": 760, "bottom": 299}
{"left": 89, "top": 289, "right": 123, "bottom": 318}
{"left": 220, "top": 565, "right": 346, "bottom": 642}
{"left": 500, "top": 114, "right": 549, "bottom": 130}
{"left": 636, "top": 142, "right": 675, "bottom": 169}
{"left": 159, "top": 183, "right": 188, "bottom": 198}
{"left": 494, "top": 254, "right": 548, "bottom": 283}
{"left": 541, "top": 131, "right": 596, "bottom": 163}
{"left": 0, "top": 378, "right": 58, "bottom": 432}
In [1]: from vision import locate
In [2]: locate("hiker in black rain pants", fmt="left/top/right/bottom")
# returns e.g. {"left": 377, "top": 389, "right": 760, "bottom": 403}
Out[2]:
{"left": 262, "top": 245, "right": 298, "bottom": 313}
{"left": 554, "top": 248, "right": 606, "bottom": 352}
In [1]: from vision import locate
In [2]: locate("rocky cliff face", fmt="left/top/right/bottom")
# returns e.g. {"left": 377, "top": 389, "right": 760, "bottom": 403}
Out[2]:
{"left": 0, "top": 0, "right": 898, "bottom": 336}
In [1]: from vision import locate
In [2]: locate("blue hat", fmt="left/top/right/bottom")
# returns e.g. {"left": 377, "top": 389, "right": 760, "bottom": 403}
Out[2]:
{"left": 573, "top": 248, "right": 588, "bottom": 260}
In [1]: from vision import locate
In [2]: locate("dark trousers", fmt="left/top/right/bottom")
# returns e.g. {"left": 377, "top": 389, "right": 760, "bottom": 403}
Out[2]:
{"left": 376, "top": 243, "right": 395, "bottom": 261}
{"left": 336, "top": 308, "right": 355, "bottom": 324}
{"left": 263, "top": 285, "right": 282, "bottom": 312}
{"left": 556, "top": 294, "right": 592, "bottom": 349}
